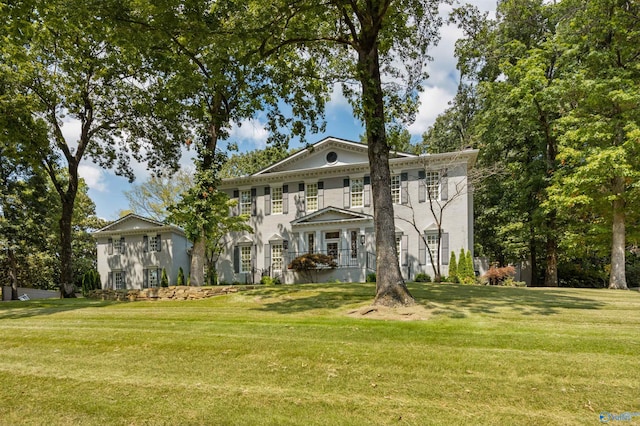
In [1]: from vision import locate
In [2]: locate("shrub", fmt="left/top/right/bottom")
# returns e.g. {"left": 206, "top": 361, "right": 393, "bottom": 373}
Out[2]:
{"left": 160, "top": 268, "right": 169, "bottom": 287}
{"left": 414, "top": 273, "right": 431, "bottom": 283}
{"left": 177, "top": 267, "right": 185, "bottom": 286}
{"left": 261, "top": 276, "right": 274, "bottom": 286}
{"left": 81, "top": 270, "right": 101, "bottom": 296}
{"left": 366, "top": 272, "right": 376, "bottom": 283}
{"left": 288, "top": 253, "right": 337, "bottom": 283}
{"left": 273, "top": 276, "right": 281, "bottom": 285}
{"left": 448, "top": 251, "right": 459, "bottom": 283}
{"left": 482, "top": 265, "right": 516, "bottom": 286}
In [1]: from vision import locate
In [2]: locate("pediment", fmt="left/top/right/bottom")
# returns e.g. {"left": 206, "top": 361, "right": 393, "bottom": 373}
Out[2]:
{"left": 253, "top": 137, "right": 416, "bottom": 176}
{"left": 291, "top": 207, "right": 373, "bottom": 227}
{"left": 95, "top": 214, "right": 164, "bottom": 233}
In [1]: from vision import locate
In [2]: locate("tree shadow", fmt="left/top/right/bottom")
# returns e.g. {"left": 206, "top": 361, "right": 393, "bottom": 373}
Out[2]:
{"left": 0, "top": 298, "right": 119, "bottom": 320}
{"left": 249, "top": 282, "right": 606, "bottom": 317}
{"left": 412, "top": 283, "right": 606, "bottom": 317}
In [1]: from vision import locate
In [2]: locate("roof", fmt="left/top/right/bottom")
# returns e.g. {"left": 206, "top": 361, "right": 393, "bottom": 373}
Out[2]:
{"left": 92, "top": 213, "right": 186, "bottom": 238}
{"left": 291, "top": 206, "right": 373, "bottom": 227}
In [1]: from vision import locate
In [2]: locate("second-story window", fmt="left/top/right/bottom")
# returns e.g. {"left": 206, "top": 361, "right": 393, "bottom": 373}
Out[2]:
{"left": 391, "top": 175, "right": 401, "bottom": 204}
{"left": 351, "top": 178, "right": 364, "bottom": 207}
{"left": 240, "top": 190, "right": 251, "bottom": 216}
{"left": 306, "top": 183, "right": 318, "bottom": 212}
{"left": 271, "top": 186, "right": 283, "bottom": 214}
{"left": 425, "top": 171, "right": 440, "bottom": 200}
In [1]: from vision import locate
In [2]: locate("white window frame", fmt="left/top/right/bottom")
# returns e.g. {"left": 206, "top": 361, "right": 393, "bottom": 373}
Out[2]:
{"left": 351, "top": 178, "right": 364, "bottom": 207}
{"left": 271, "top": 244, "right": 283, "bottom": 274}
{"left": 114, "top": 271, "right": 125, "bottom": 290}
{"left": 240, "top": 245, "right": 252, "bottom": 273}
{"left": 325, "top": 231, "right": 340, "bottom": 260}
{"left": 425, "top": 171, "right": 440, "bottom": 200}
{"left": 425, "top": 232, "right": 439, "bottom": 262}
{"left": 391, "top": 175, "right": 401, "bottom": 204}
{"left": 145, "top": 268, "right": 160, "bottom": 288}
{"left": 240, "top": 190, "right": 251, "bottom": 216}
{"left": 306, "top": 183, "right": 318, "bottom": 212}
{"left": 149, "top": 235, "right": 159, "bottom": 252}
{"left": 271, "top": 186, "right": 283, "bottom": 214}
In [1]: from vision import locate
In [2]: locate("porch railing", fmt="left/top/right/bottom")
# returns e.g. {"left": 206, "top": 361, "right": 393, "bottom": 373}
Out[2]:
{"left": 285, "top": 249, "right": 363, "bottom": 268}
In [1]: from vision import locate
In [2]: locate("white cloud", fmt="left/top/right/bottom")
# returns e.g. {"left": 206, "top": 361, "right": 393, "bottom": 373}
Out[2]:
{"left": 408, "top": 86, "right": 455, "bottom": 135}
{"left": 78, "top": 163, "right": 108, "bottom": 192}
{"left": 228, "top": 118, "right": 269, "bottom": 149}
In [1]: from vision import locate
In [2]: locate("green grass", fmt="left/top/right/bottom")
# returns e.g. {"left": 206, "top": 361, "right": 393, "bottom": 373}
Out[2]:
{"left": 1, "top": 283, "right": 639, "bottom": 425}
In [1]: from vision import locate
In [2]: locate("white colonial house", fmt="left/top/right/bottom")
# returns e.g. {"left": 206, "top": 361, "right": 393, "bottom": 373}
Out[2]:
{"left": 217, "top": 137, "right": 478, "bottom": 284}
{"left": 93, "top": 214, "right": 191, "bottom": 289}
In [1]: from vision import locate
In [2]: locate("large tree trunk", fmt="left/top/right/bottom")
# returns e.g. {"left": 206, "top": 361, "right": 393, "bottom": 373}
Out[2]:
{"left": 190, "top": 231, "right": 206, "bottom": 286}
{"left": 357, "top": 33, "right": 414, "bottom": 307}
{"left": 544, "top": 213, "right": 558, "bottom": 287}
{"left": 609, "top": 176, "right": 627, "bottom": 289}
{"left": 8, "top": 248, "right": 19, "bottom": 300}
{"left": 59, "top": 190, "right": 77, "bottom": 298}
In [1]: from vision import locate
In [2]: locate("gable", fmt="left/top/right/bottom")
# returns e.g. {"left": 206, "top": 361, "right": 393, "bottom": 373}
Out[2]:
{"left": 93, "top": 213, "right": 186, "bottom": 238}
{"left": 254, "top": 137, "right": 416, "bottom": 175}
{"left": 291, "top": 207, "right": 373, "bottom": 227}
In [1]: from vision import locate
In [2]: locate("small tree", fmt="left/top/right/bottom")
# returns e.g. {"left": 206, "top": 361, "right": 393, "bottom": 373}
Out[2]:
{"left": 160, "top": 268, "right": 169, "bottom": 288}
{"left": 465, "top": 250, "right": 475, "bottom": 281}
{"left": 448, "top": 251, "right": 459, "bottom": 283}
{"left": 177, "top": 267, "right": 185, "bottom": 286}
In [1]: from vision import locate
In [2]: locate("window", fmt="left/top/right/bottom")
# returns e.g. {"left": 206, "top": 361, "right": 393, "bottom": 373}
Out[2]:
{"left": 425, "top": 171, "right": 440, "bottom": 200}
{"left": 351, "top": 178, "right": 364, "bottom": 207}
{"left": 111, "top": 237, "right": 125, "bottom": 255}
{"left": 240, "top": 246, "right": 252, "bottom": 273}
{"left": 240, "top": 190, "right": 251, "bottom": 216}
{"left": 271, "top": 187, "right": 283, "bottom": 214}
{"left": 391, "top": 175, "right": 401, "bottom": 204}
{"left": 426, "top": 233, "right": 439, "bottom": 261}
{"left": 144, "top": 268, "right": 159, "bottom": 288}
{"left": 306, "top": 183, "right": 318, "bottom": 212}
{"left": 396, "top": 236, "right": 402, "bottom": 264}
{"left": 114, "top": 271, "right": 125, "bottom": 290}
{"left": 145, "top": 235, "right": 160, "bottom": 252}
{"left": 308, "top": 233, "right": 315, "bottom": 254}
{"left": 325, "top": 231, "right": 340, "bottom": 261}
{"left": 271, "top": 244, "right": 283, "bottom": 273}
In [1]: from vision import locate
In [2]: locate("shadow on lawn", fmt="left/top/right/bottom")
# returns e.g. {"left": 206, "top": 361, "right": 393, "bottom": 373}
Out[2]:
{"left": 413, "top": 284, "right": 605, "bottom": 317}
{"left": 0, "top": 298, "right": 117, "bottom": 320}
{"left": 251, "top": 282, "right": 605, "bottom": 317}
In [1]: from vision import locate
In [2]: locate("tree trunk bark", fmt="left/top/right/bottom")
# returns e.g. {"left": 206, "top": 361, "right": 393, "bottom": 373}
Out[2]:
{"left": 190, "top": 231, "right": 206, "bottom": 286}
{"left": 8, "top": 248, "right": 19, "bottom": 300}
{"left": 59, "top": 190, "right": 77, "bottom": 298}
{"left": 529, "top": 223, "right": 539, "bottom": 287}
{"left": 544, "top": 214, "right": 558, "bottom": 287}
{"left": 609, "top": 176, "right": 627, "bottom": 289}
{"left": 357, "top": 35, "right": 414, "bottom": 307}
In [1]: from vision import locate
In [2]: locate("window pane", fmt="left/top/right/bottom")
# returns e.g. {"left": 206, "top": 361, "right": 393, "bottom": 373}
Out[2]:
{"left": 351, "top": 178, "right": 363, "bottom": 207}
{"left": 306, "top": 183, "right": 318, "bottom": 212}
{"left": 241, "top": 246, "right": 252, "bottom": 272}
{"left": 271, "top": 244, "right": 283, "bottom": 272}
{"left": 425, "top": 172, "right": 440, "bottom": 199}
{"left": 240, "top": 190, "right": 251, "bottom": 215}
{"left": 272, "top": 187, "right": 283, "bottom": 214}
{"left": 391, "top": 175, "right": 401, "bottom": 204}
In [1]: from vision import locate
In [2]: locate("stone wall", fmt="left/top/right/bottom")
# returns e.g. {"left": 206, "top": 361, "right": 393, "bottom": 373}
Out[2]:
{"left": 87, "top": 285, "right": 259, "bottom": 302}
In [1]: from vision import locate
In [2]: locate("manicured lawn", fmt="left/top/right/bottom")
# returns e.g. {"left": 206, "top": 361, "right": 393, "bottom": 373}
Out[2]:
{"left": 1, "top": 283, "right": 639, "bottom": 425}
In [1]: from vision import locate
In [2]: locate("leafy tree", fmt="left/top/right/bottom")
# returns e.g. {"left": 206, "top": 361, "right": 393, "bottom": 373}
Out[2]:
{"left": 124, "top": 170, "right": 194, "bottom": 222}
{"left": 177, "top": 267, "right": 185, "bottom": 286}
{"left": 1, "top": 0, "right": 186, "bottom": 297}
{"left": 219, "top": 147, "right": 295, "bottom": 179}
{"left": 288, "top": 253, "right": 338, "bottom": 284}
{"left": 259, "top": 0, "right": 448, "bottom": 306}
{"left": 545, "top": 0, "right": 640, "bottom": 289}
{"left": 160, "top": 268, "right": 169, "bottom": 287}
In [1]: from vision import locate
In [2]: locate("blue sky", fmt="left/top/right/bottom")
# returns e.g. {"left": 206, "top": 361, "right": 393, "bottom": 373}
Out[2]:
{"left": 70, "top": 1, "right": 496, "bottom": 220}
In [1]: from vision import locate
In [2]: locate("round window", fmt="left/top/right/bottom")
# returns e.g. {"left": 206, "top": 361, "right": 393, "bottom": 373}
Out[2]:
{"left": 326, "top": 151, "right": 338, "bottom": 163}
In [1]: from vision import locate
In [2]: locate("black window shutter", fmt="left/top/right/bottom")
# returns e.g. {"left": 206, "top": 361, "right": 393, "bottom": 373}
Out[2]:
{"left": 441, "top": 233, "right": 449, "bottom": 265}
{"left": 264, "top": 187, "right": 271, "bottom": 216}
{"left": 120, "top": 237, "right": 125, "bottom": 254}
{"left": 282, "top": 185, "right": 289, "bottom": 214}
{"left": 156, "top": 234, "right": 161, "bottom": 252}
{"left": 343, "top": 178, "right": 350, "bottom": 208}
{"left": 251, "top": 188, "right": 257, "bottom": 216}
{"left": 418, "top": 170, "right": 426, "bottom": 203}
{"left": 401, "top": 172, "right": 409, "bottom": 204}
{"left": 143, "top": 236, "right": 149, "bottom": 252}
{"left": 233, "top": 246, "right": 240, "bottom": 273}
{"left": 143, "top": 269, "right": 149, "bottom": 288}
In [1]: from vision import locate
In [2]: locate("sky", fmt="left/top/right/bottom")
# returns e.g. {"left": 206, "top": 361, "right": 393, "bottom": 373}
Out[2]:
{"left": 66, "top": 1, "right": 497, "bottom": 220}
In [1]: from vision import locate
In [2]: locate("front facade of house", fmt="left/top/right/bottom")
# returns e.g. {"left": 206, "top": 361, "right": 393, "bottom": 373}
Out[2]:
{"left": 217, "top": 137, "right": 478, "bottom": 284}
{"left": 93, "top": 214, "right": 191, "bottom": 290}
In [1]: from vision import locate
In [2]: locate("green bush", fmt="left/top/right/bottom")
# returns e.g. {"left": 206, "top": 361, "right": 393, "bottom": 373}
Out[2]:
{"left": 160, "top": 268, "right": 169, "bottom": 287}
{"left": 177, "top": 267, "right": 185, "bottom": 286}
{"left": 81, "top": 270, "right": 101, "bottom": 296}
{"left": 261, "top": 276, "right": 274, "bottom": 286}
{"left": 448, "top": 251, "right": 458, "bottom": 283}
{"left": 288, "top": 253, "right": 337, "bottom": 283}
{"left": 366, "top": 272, "right": 376, "bottom": 283}
{"left": 414, "top": 273, "right": 431, "bottom": 283}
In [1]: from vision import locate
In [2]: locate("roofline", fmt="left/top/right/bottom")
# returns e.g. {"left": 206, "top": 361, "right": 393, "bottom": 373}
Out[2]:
{"left": 220, "top": 148, "right": 479, "bottom": 189}
{"left": 92, "top": 213, "right": 186, "bottom": 237}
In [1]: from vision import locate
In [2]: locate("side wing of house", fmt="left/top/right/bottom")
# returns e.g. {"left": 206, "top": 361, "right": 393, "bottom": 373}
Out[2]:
{"left": 93, "top": 214, "right": 191, "bottom": 290}
{"left": 217, "top": 137, "right": 478, "bottom": 284}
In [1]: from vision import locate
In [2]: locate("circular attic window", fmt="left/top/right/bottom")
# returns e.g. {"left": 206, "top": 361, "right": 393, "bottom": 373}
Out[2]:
{"left": 326, "top": 151, "right": 338, "bottom": 164}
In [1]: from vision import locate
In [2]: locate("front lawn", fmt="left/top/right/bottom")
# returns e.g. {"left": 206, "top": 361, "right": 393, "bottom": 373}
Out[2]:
{"left": 1, "top": 283, "right": 638, "bottom": 425}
